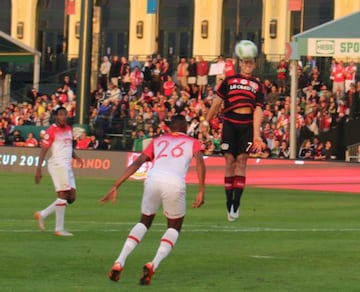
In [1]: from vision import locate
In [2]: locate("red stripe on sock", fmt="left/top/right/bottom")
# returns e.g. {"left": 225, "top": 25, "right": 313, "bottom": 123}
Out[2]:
{"left": 128, "top": 235, "right": 140, "bottom": 244}
{"left": 233, "top": 176, "right": 246, "bottom": 188}
{"left": 55, "top": 203, "right": 67, "bottom": 206}
{"left": 224, "top": 176, "right": 234, "bottom": 190}
{"left": 161, "top": 238, "right": 174, "bottom": 248}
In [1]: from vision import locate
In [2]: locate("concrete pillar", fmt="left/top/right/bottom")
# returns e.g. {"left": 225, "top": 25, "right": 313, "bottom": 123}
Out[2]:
{"left": 67, "top": 0, "right": 82, "bottom": 62}
{"left": 193, "top": 0, "right": 223, "bottom": 59}
{"left": 128, "top": 0, "right": 158, "bottom": 59}
{"left": 76, "top": 0, "right": 93, "bottom": 125}
{"left": 11, "top": 0, "right": 38, "bottom": 48}
{"left": 262, "top": 0, "right": 289, "bottom": 61}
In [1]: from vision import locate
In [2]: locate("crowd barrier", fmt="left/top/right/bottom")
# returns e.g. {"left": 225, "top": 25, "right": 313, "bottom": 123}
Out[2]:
{"left": 0, "top": 146, "right": 359, "bottom": 194}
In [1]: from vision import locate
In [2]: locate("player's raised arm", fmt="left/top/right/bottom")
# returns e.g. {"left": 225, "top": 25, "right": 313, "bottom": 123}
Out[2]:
{"left": 99, "top": 153, "right": 150, "bottom": 204}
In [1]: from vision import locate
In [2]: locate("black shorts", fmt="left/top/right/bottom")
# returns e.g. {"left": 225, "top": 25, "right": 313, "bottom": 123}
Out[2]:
{"left": 221, "top": 120, "right": 253, "bottom": 157}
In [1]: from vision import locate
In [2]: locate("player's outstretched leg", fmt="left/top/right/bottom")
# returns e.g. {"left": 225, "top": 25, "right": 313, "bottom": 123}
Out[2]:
{"left": 34, "top": 199, "right": 60, "bottom": 232}
{"left": 108, "top": 222, "right": 148, "bottom": 282}
{"left": 140, "top": 227, "right": 179, "bottom": 285}
{"left": 54, "top": 198, "right": 72, "bottom": 236}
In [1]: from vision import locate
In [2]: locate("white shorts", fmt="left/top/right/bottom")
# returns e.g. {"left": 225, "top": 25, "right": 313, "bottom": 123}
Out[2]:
{"left": 48, "top": 163, "right": 76, "bottom": 192}
{"left": 344, "top": 80, "right": 354, "bottom": 93}
{"left": 188, "top": 76, "right": 197, "bottom": 85}
{"left": 197, "top": 75, "right": 208, "bottom": 86}
{"left": 141, "top": 178, "right": 186, "bottom": 219}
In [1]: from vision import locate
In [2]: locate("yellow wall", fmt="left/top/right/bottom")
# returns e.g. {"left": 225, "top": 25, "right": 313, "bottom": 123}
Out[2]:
{"left": 262, "top": 0, "right": 289, "bottom": 60}
{"left": 11, "top": 0, "right": 38, "bottom": 48}
{"left": 9, "top": 0, "right": 360, "bottom": 65}
{"left": 128, "top": 0, "right": 157, "bottom": 59}
{"left": 67, "top": 0, "right": 82, "bottom": 60}
{"left": 192, "top": 0, "right": 223, "bottom": 59}
{"left": 334, "top": 0, "right": 360, "bottom": 19}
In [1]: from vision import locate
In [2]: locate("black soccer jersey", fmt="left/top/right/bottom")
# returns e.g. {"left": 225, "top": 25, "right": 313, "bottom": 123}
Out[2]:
{"left": 216, "top": 74, "right": 265, "bottom": 124}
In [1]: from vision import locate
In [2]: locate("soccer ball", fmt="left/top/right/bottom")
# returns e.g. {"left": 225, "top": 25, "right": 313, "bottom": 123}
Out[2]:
{"left": 235, "top": 40, "right": 258, "bottom": 60}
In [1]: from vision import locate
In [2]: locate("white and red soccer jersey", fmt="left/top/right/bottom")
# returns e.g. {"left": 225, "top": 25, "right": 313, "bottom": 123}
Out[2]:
{"left": 42, "top": 124, "right": 73, "bottom": 166}
{"left": 142, "top": 132, "right": 202, "bottom": 182}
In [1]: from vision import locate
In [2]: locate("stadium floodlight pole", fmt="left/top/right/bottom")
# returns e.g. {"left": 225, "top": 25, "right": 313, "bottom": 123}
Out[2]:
{"left": 289, "top": 59, "right": 298, "bottom": 159}
{"left": 76, "top": 0, "right": 93, "bottom": 125}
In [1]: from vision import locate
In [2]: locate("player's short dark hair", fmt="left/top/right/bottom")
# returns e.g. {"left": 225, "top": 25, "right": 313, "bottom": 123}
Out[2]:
{"left": 54, "top": 106, "right": 67, "bottom": 115}
{"left": 169, "top": 115, "right": 187, "bottom": 133}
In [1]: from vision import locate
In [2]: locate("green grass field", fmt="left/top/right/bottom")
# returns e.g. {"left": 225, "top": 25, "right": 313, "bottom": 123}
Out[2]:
{"left": 1, "top": 172, "right": 360, "bottom": 292}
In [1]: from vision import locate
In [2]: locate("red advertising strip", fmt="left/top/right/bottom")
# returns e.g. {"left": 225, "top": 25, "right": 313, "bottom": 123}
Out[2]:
{"left": 128, "top": 153, "right": 360, "bottom": 194}
{"left": 184, "top": 156, "right": 360, "bottom": 194}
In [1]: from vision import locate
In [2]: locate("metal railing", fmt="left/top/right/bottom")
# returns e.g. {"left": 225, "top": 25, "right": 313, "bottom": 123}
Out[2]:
{"left": 345, "top": 142, "right": 360, "bottom": 162}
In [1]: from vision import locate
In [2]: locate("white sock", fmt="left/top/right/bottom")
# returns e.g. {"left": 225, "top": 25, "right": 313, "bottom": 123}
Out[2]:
{"left": 40, "top": 199, "right": 57, "bottom": 218}
{"left": 116, "top": 223, "right": 148, "bottom": 267}
{"left": 152, "top": 228, "right": 179, "bottom": 271}
{"left": 55, "top": 199, "right": 68, "bottom": 232}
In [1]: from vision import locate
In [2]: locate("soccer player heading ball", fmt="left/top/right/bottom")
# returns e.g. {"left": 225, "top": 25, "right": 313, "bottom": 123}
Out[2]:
{"left": 100, "top": 114, "right": 206, "bottom": 285}
{"left": 203, "top": 40, "right": 265, "bottom": 222}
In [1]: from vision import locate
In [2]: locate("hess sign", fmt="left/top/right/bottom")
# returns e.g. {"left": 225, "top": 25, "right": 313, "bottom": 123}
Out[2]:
{"left": 308, "top": 38, "right": 360, "bottom": 57}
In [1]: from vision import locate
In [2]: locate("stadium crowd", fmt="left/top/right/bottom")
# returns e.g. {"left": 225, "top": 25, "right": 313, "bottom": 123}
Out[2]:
{"left": 1, "top": 53, "right": 359, "bottom": 160}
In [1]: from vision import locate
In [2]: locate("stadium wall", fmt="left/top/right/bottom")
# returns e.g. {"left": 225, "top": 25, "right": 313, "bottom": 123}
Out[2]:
{"left": 0, "top": 147, "right": 359, "bottom": 193}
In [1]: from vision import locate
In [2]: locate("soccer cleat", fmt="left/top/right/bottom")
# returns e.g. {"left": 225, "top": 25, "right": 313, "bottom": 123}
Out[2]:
{"left": 34, "top": 211, "right": 45, "bottom": 231}
{"left": 139, "top": 262, "right": 154, "bottom": 285}
{"left": 232, "top": 209, "right": 239, "bottom": 219}
{"left": 230, "top": 206, "right": 239, "bottom": 219}
{"left": 227, "top": 212, "right": 235, "bottom": 222}
{"left": 54, "top": 230, "right": 74, "bottom": 236}
{"left": 108, "top": 262, "right": 123, "bottom": 282}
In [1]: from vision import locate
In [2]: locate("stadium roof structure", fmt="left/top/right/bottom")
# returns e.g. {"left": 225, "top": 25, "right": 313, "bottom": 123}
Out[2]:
{"left": 0, "top": 30, "right": 41, "bottom": 90}
{"left": 292, "top": 11, "right": 360, "bottom": 57}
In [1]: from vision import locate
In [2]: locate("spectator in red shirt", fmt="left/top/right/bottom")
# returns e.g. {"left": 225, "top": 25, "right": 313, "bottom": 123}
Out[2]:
{"left": 75, "top": 132, "right": 91, "bottom": 150}
{"left": 163, "top": 75, "right": 176, "bottom": 98}
{"left": 196, "top": 56, "right": 209, "bottom": 97}
{"left": 331, "top": 60, "right": 345, "bottom": 96}
{"left": 276, "top": 59, "right": 288, "bottom": 95}
{"left": 140, "top": 86, "right": 154, "bottom": 106}
{"left": 224, "top": 57, "right": 235, "bottom": 77}
{"left": 25, "top": 132, "right": 39, "bottom": 147}
{"left": 130, "top": 66, "right": 144, "bottom": 95}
